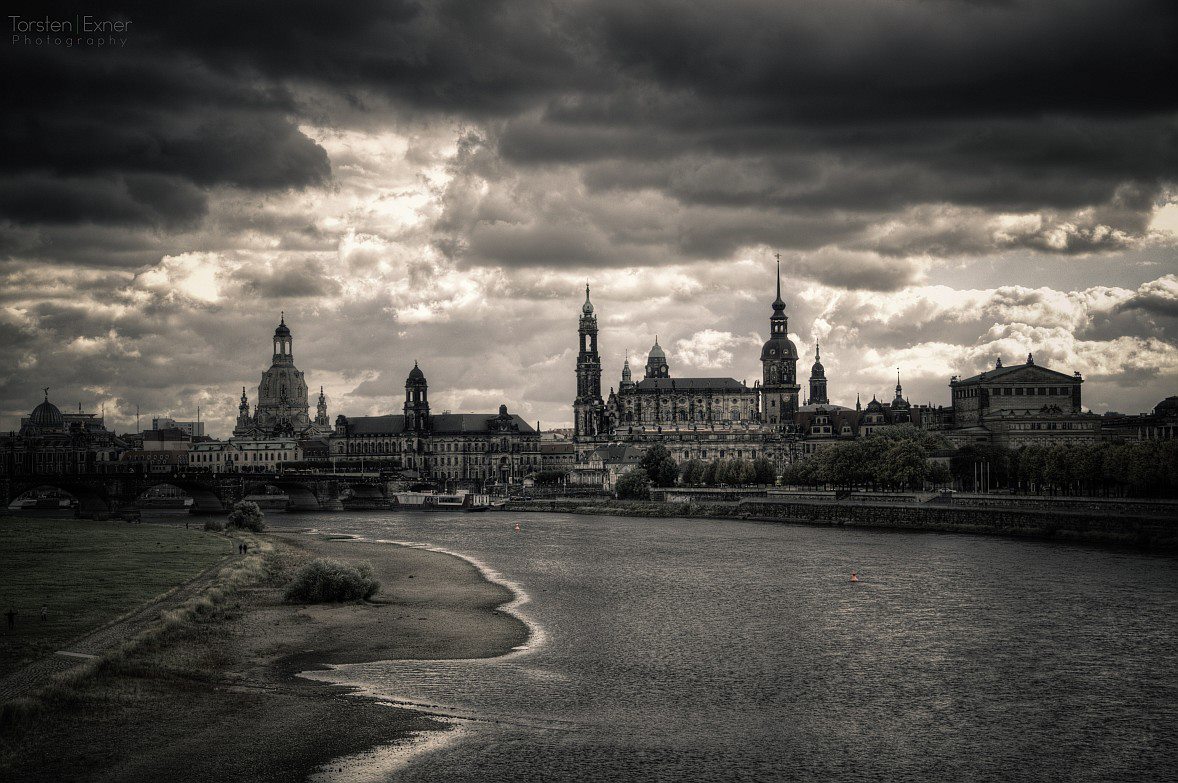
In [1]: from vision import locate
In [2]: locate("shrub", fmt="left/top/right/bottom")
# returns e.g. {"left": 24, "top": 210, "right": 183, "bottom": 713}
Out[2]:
{"left": 285, "top": 558, "right": 380, "bottom": 603}
{"left": 203, "top": 518, "right": 226, "bottom": 532}
{"left": 227, "top": 500, "right": 266, "bottom": 532}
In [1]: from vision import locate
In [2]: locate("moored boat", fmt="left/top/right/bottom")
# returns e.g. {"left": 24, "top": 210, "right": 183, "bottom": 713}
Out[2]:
{"left": 392, "top": 490, "right": 491, "bottom": 511}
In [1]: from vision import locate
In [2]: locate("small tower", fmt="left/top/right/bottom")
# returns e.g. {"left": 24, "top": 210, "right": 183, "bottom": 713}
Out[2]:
{"left": 315, "top": 386, "right": 329, "bottom": 426}
{"left": 234, "top": 387, "right": 252, "bottom": 434}
{"left": 574, "top": 284, "right": 605, "bottom": 438}
{"left": 808, "top": 342, "right": 829, "bottom": 405}
{"left": 620, "top": 357, "right": 636, "bottom": 392}
{"left": 644, "top": 336, "right": 670, "bottom": 379}
{"left": 890, "top": 369, "right": 911, "bottom": 422}
{"left": 403, "top": 362, "right": 430, "bottom": 433}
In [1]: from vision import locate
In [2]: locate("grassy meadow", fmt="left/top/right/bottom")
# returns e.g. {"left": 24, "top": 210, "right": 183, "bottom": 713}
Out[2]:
{"left": 0, "top": 518, "right": 230, "bottom": 677}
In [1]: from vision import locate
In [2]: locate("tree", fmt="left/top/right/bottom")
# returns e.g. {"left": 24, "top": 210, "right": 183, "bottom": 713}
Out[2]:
{"left": 615, "top": 467, "right": 651, "bottom": 500}
{"left": 640, "top": 444, "right": 680, "bottom": 487}
{"left": 927, "top": 461, "right": 951, "bottom": 488}
{"left": 880, "top": 440, "right": 928, "bottom": 490}
{"left": 702, "top": 459, "right": 722, "bottom": 485}
{"left": 679, "top": 459, "right": 706, "bottom": 485}
{"left": 752, "top": 457, "right": 777, "bottom": 486}
{"left": 227, "top": 500, "right": 266, "bottom": 532}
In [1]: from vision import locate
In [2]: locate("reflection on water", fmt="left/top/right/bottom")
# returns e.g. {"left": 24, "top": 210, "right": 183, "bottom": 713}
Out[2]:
{"left": 284, "top": 512, "right": 1178, "bottom": 782}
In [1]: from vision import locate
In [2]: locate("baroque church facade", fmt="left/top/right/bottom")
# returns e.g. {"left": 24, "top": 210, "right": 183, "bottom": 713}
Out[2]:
{"left": 233, "top": 315, "right": 332, "bottom": 439}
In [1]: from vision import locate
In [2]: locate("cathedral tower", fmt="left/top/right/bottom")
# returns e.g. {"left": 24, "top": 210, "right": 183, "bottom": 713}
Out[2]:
{"left": 808, "top": 342, "right": 828, "bottom": 405}
{"left": 574, "top": 285, "right": 605, "bottom": 438}
{"left": 759, "top": 256, "right": 800, "bottom": 428}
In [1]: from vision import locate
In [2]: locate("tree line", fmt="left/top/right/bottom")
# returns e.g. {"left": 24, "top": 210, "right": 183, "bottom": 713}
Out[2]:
{"left": 952, "top": 439, "right": 1178, "bottom": 497}
{"left": 781, "top": 425, "right": 951, "bottom": 491}
{"left": 616, "top": 444, "right": 778, "bottom": 499}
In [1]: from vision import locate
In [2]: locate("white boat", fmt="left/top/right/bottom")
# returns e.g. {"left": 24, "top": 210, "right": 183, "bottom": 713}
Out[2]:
{"left": 393, "top": 490, "right": 491, "bottom": 511}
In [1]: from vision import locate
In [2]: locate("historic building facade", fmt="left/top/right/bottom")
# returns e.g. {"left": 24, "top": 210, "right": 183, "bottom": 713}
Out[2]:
{"left": 1, "top": 390, "right": 124, "bottom": 477}
{"left": 573, "top": 261, "right": 798, "bottom": 475}
{"left": 945, "top": 355, "right": 1101, "bottom": 447}
{"left": 234, "top": 315, "right": 332, "bottom": 439}
{"left": 330, "top": 364, "right": 540, "bottom": 486}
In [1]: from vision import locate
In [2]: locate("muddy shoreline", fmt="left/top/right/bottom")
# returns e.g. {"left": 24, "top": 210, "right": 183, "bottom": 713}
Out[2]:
{"left": 0, "top": 530, "right": 529, "bottom": 782}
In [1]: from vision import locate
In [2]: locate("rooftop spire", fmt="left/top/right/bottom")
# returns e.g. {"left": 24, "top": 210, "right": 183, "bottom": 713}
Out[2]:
{"left": 771, "top": 252, "right": 786, "bottom": 316}
{"left": 280, "top": 310, "right": 285, "bottom": 325}
{"left": 815, "top": 341, "right": 820, "bottom": 361}
{"left": 42, "top": 386, "right": 49, "bottom": 401}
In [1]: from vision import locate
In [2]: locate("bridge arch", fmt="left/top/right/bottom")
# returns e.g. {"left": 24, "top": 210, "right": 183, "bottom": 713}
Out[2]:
{"left": 6, "top": 481, "right": 110, "bottom": 518}
{"left": 244, "top": 479, "right": 323, "bottom": 511}
{"left": 139, "top": 479, "right": 228, "bottom": 514}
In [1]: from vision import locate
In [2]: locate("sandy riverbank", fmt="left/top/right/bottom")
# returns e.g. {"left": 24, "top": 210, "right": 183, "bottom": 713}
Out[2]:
{"left": 0, "top": 530, "right": 529, "bottom": 783}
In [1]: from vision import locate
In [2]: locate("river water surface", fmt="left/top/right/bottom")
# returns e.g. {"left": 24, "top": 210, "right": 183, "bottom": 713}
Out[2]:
{"left": 280, "top": 511, "right": 1176, "bottom": 782}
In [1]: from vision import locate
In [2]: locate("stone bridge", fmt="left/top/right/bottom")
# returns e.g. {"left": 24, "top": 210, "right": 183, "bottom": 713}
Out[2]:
{"left": 0, "top": 472, "right": 396, "bottom": 517}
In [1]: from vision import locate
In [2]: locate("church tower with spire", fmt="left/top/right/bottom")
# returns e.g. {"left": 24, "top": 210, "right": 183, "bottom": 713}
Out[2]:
{"left": 574, "top": 284, "right": 605, "bottom": 438}
{"left": 808, "top": 343, "right": 829, "bottom": 406}
{"left": 759, "top": 255, "right": 800, "bottom": 428}
{"left": 315, "top": 386, "right": 330, "bottom": 427}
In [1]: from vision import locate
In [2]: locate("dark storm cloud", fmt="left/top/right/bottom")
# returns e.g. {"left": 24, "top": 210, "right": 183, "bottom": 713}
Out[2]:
{"left": 5, "top": 0, "right": 1177, "bottom": 268}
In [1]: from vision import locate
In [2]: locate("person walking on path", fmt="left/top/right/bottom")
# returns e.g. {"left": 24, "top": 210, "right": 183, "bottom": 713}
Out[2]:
{"left": 40, "top": 605, "right": 47, "bottom": 622}
{"left": 5, "top": 609, "right": 15, "bottom": 629}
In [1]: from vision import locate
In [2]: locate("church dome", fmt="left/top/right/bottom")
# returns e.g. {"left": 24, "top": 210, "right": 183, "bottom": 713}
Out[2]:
{"left": 1155, "top": 396, "right": 1178, "bottom": 418}
{"left": 274, "top": 313, "right": 291, "bottom": 337}
{"left": 647, "top": 340, "right": 666, "bottom": 362}
{"left": 406, "top": 362, "right": 427, "bottom": 385}
{"left": 30, "top": 393, "right": 63, "bottom": 427}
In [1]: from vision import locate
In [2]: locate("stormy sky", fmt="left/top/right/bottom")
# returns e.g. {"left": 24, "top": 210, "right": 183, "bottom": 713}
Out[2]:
{"left": 2, "top": 0, "right": 1176, "bottom": 436}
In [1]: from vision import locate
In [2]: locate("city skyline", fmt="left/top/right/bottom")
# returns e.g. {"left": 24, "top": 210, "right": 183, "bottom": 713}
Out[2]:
{"left": 2, "top": 1, "right": 1175, "bottom": 436}
{"left": 2, "top": 270, "right": 1170, "bottom": 440}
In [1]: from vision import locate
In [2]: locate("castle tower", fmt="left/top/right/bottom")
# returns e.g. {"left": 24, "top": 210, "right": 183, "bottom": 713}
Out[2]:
{"left": 574, "top": 285, "right": 605, "bottom": 438}
{"left": 644, "top": 336, "right": 670, "bottom": 379}
{"left": 315, "top": 386, "right": 329, "bottom": 426}
{"left": 809, "top": 342, "right": 829, "bottom": 405}
{"left": 404, "top": 362, "right": 430, "bottom": 434}
{"left": 759, "top": 255, "right": 800, "bottom": 428}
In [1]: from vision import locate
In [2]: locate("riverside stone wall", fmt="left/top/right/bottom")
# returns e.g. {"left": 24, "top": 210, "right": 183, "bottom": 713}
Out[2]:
{"left": 500, "top": 498, "right": 1178, "bottom": 550}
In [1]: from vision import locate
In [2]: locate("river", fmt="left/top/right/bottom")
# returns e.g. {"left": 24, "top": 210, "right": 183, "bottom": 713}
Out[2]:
{"left": 277, "top": 511, "right": 1177, "bottom": 782}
